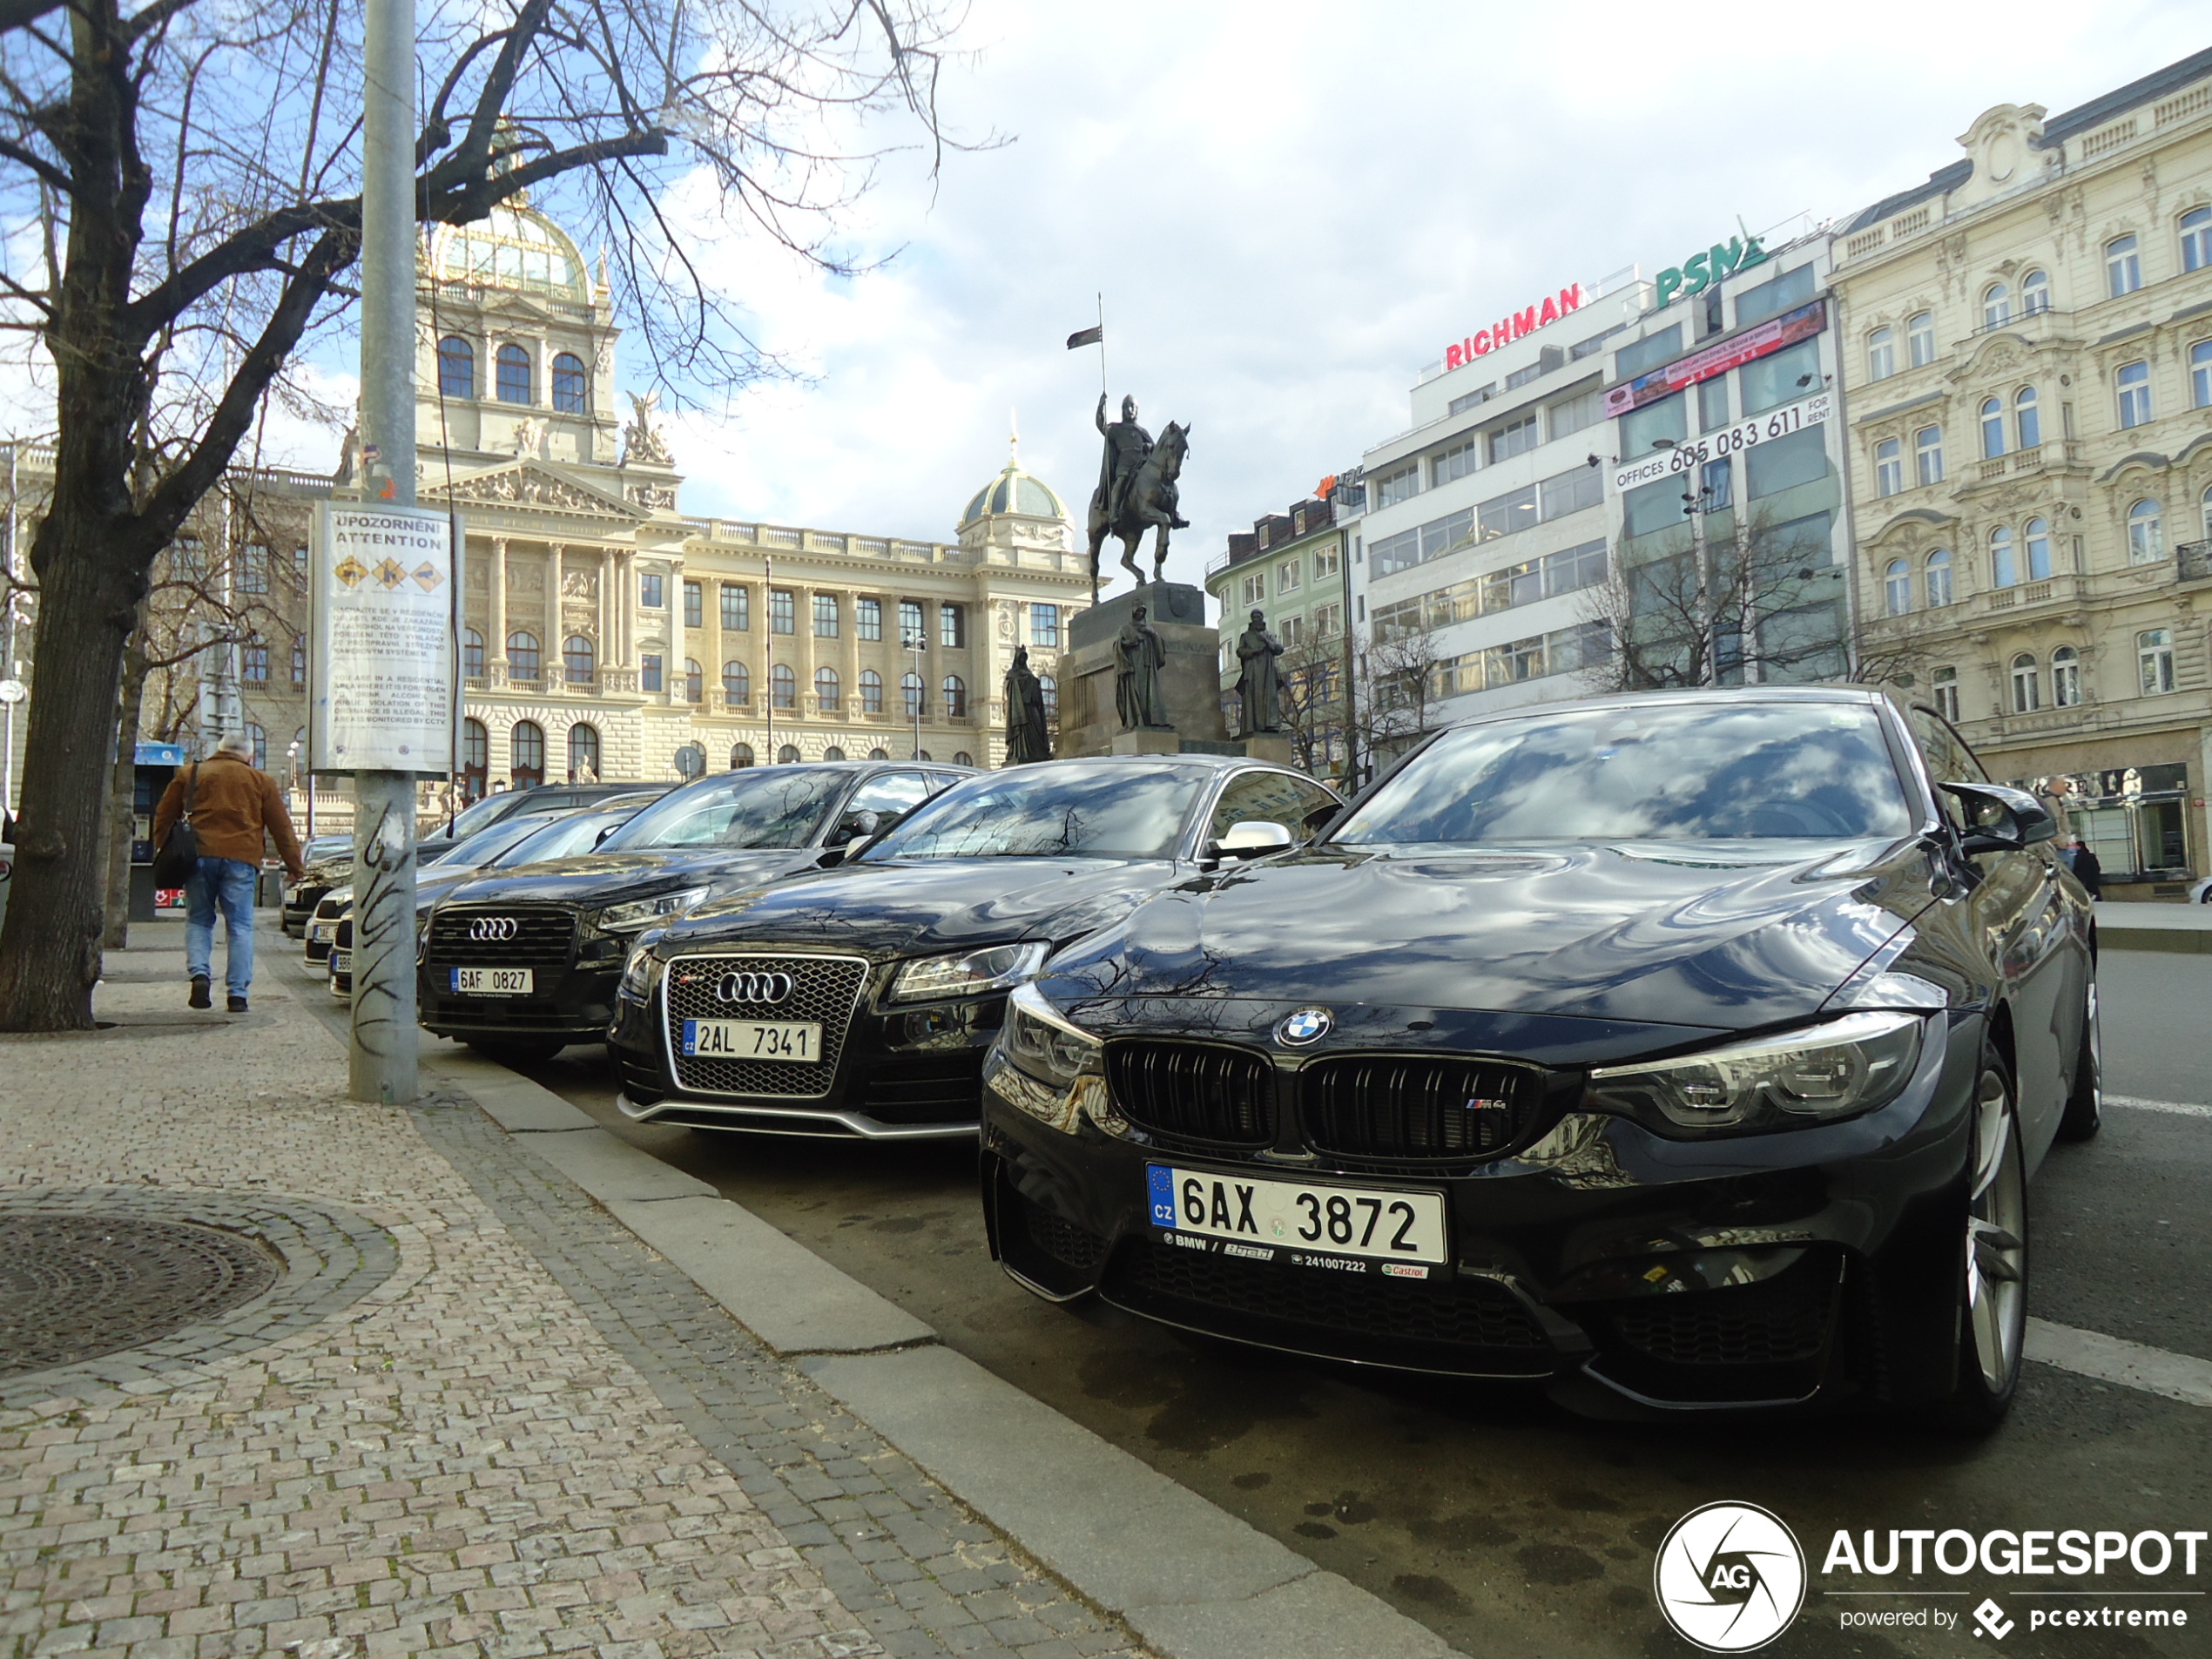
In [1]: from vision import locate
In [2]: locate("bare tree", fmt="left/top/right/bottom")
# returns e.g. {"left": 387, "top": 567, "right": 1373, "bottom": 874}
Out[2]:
{"left": 1352, "top": 616, "right": 1448, "bottom": 774}
{"left": 1275, "top": 634, "right": 1347, "bottom": 778}
{"left": 0, "top": 0, "right": 980, "bottom": 1028}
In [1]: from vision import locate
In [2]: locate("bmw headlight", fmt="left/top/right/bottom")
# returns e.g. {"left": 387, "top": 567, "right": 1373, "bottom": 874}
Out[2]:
{"left": 594, "top": 886, "right": 709, "bottom": 934}
{"left": 617, "top": 942, "right": 662, "bottom": 1003}
{"left": 1585, "top": 1010, "right": 1925, "bottom": 1136}
{"left": 989, "top": 981, "right": 1109, "bottom": 1134}
{"left": 888, "top": 941, "right": 1049, "bottom": 1004}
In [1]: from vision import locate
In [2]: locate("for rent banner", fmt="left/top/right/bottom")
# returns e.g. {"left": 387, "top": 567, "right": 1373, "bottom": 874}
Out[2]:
{"left": 309, "top": 502, "right": 456, "bottom": 774}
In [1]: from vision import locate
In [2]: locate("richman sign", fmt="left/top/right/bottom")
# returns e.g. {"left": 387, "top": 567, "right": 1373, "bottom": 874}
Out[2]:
{"left": 1443, "top": 284, "right": 1586, "bottom": 371}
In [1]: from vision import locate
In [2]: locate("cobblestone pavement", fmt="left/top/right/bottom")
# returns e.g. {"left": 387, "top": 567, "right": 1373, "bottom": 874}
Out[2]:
{"left": 0, "top": 925, "right": 1149, "bottom": 1659}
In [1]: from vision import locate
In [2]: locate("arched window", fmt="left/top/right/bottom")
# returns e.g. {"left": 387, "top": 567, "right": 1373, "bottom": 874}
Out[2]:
{"left": 860, "top": 668, "right": 884, "bottom": 713}
{"left": 1873, "top": 437, "right": 1903, "bottom": 497}
{"left": 291, "top": 635, "right": 307, "bottom": 687}
{"left": 563, "top": 634, "right": 594, "bottom": 685}
{"left": 2185, "top": 207, "right": 2212, "bottom": 273}
{"left": 2128, "top": 498, "right": 2165, "bottom": 565}
{"left": 901, "top": 671, "right": 925, "bottom": 718}
{"left": 2052, "top": 646, "right": 2082, "bottom": 707}
{"left": 2202, "top": 482, "right": 2212, "bottom": 543}
{"left": 683, "top": 657, "right": 703, "bottom": 704}
{"left": 2025, "top": 517, "right": 2052, "bottom": 582}
{"left": 2140, "top": 629, "right": 2176, "bottom": 695}
{"left": 2107, "top": 233, "right": 2142, "bottom": 297}
{"left": 868, "top": 748, "right": 890, "bottom": 759}
{"left": 1982, "top": 283, "right": 2010, "bottom": 328}
{"left": 2010, "top": 653, "right": 2040, "bottom": 713}
{"left": 1931, "top": 666, "right": 1959, "bottom": 723}
{"left": 777, "top": 745, "right": 801, "bottom": 764}
{"left": 823, "top": 745, "right": 846, "bottom": 761}
{"left": 731, "top": 743, "right": 755, "bottom": 769}
{"left": 1979, "top": 395, "right": 2006, "bottom": 458}
{"left": 954, "top": 752, "right": 974, "bottom": 767}
{"left": 506, "top": 630, "right": 540, "bottom": 681}
{"left": 1915, "top": 425, "right": 1944, "bottom": 486}
{"left": 551, "top": 352, "right": 587, "bottom": 414}
{"left": 2117, "top": 360, "right": 2152, "bottom": 428}
{"left": 1884, "top": 558, "right": 1912, "bottom": 617}
{"left": 918, "top": 750, "right": 934, "bottom": 762}
{"left": 771, "top": 664, "right": 796, "bottom": 709}
{"left": 1990, "top": 526, "right": 2018, "bottom": 589}
{"left": 462, "top": 627, "right": 484, "bottom": 679}
{"left": 2021, "top": 268, "right": 2050, "bottom": 314}
{"left": 941, "top": 675, "right": 967, "bottom": 718}
{"left": 722, "top": 661, "right": 749, "bottom": 704}
{"left": 1906, "top": 311, "right": 1935, "bottom": 368}
{"left": 462, "top": 718, "right": 489, "bottom": 801}
{"left": 437, "top": 336, "right": 475, "bottom": 398}
{"left": 2194, "top": 340, "right": 2212, "bottom": 409}
{"left": 510, "top": 720, "right": 545, "bottom": 787}
{"left": 568, "top": 723, "right": 600, "bottom": 780}
{"left": 496, "top": 343, "right": 531, "bottom": 403}
{"left": 1039, "top": 675, "right": 1058, "bottom": 720}
{"left": 1866, "top": 327, "right": 1895, "bottom": 381}
{"left": 241, "top": 640, "right": 269, "bottom": 682}
{"left": 1925, "top": 549, "right": 1953, "bottom": 608}
{"left": 815, "top": 665, "right": 841, "bottom": 710}
{"left": 2015, "top": 385, "right": 2040, "bottom": 449}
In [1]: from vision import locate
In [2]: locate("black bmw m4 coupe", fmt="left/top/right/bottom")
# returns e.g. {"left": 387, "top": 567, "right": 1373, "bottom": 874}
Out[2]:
{"left": 981, "top": 687, "right": 2099, "bottom": 1428}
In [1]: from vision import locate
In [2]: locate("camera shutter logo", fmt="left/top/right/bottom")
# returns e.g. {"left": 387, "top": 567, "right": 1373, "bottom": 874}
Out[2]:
{"left": 1652, "top": 1501, "right": 1805, "bottom": 1652}
{"left": 468, "top": 916, "right": 519, "bottom": 942}
{"left": 714, "top": 970, "right": 795, "bottom": 1006}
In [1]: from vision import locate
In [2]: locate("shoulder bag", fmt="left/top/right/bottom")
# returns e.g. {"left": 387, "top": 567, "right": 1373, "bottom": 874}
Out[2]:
{"left": 152, "top": 763, "right": 202, "bottom": 887}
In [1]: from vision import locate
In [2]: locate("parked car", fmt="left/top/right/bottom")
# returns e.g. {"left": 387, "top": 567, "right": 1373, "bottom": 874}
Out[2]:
{"left": 420, "top": 760, "right": 976, "bottom": 1066}
{"left": 422, "top": 780, "right": 667, "bottom": 852}
{"left": 607, "top": 755, "right": 1344, "bottom": 1140}
{"left": 980, "top": 688, "right": 2098, "bottom": 1429}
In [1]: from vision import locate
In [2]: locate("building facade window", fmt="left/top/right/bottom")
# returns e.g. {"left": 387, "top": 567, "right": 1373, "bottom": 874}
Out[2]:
{"left": 462, "top": 719, "right": 488, "bottom": 800}
{"left": 2016, "top": 385, "right": 2041, "bottom": 449}
{"left": 1374, "top": 463, "right": 1420, "bottom": 508}
{"left": 721, "top": 583, "right": 748, "bottom": 631}
{"left": 860, "top": 668, "right": 883, "bottom": 713}
{"left": 1040, "top": 675, "right": 1058, "bottom": 719}
{"left": 1874, "top": 437, "right": 1903, "bottom": 497}
{"left": 1982, "top": 284, "right": 2011, "bottom": 328}
{"left": 2203, "top": 482, "right": 2212, "bottom": 543}
{"left": 1313, "top": 601, "right": 1342, "bottom": 636}
{"left": 899, "top": 599, "right": 925, "bottom": 646}
{"left": 940, "top": 603, "right": 965, "bottom": 648}
{"left": 1867, "top": 327, "right": 1895, "bottom": 381}
{"left": 2117, "top": 360, "right": 2153, "bottom": 428}
{"left": 826, "top": 747, "right": 848, "bottom": 762}
{"left": 239, "top": 544, "right": 269, "bottom": 594}
{"left": 857, "top": 597, "right": 883, "bottom": 641}
{"left": 1980, "top": 396, "right": 2006, "bottom": 458}
{"left": 1915, "top": 425, "right": 1945, "bottom": 486}
{"left": 2183, "top": 206, "right": 2212, "bottom": 273}
{"left": 901, "top": 671, "right": 924, "bottom": 718}
{"left": 2053, "top": 646, "right": 2082, "bottom": 707}
{"left": 2022, "top": 269, "right": 2051, "bottom": 314}
{"left": 1313, "top": 543, "right": 1341, "bottom": 579}
{"left": 510, "top": 721, "right": 545, "bottom": 787}
{"left": 799, "top": 592, "right": 833, "bottom": 637}
{"left": 1925, "top": 548, "right": 1953, "bottom": 607}
{"left": 2139, "top": 628, "right": 2176, "bottom": 695}
{"left": 506, "top": 631, "right": 540, "bottom": 681}
{"left": 640, "top": 572, "right": 664, "bottom": 608}
{"left": 1932, "top": 666, "right": 1960, "bottom": 722}
{"left": 563, "top": 634, "right": 594, "bottom": 684}
{"left": 1991, "top": 525, "right": 2018, "bottom": 588}
{"left": 496, "top": 343, "right": 531, "bottom": 403}
{"left": 1907, "top": 312, "right": 1935, "bottom": 368}
{"left": 1487, "top": 414, "right": 1540, "bottom": 464}
{"left": 722, "top": 661, "right": 749, "bottom": 704}
{"left": 438, "top": 336, "right": 475, "bottom": 397}
{"left": 1885, "top": 559, "right": 1912, "bottom": 616}
{"left": 770, "top": 589, "right": 795, "bottom": 633}
{"left": 1432, "top": 437, "right": 1477, "bottom": 486}
{"left": 462, "top": 628, "right": 484, "bottom": 679}
{"left": 684, "top": 580, "right": 702, "bottom": 629}
{"left": 291, "top": 635, "right": 307, "bottom": 687}
{"left": 2025, "top": 517, "right": 2053, "bottom": 581}
{"left": 2010, "top": 653, "right": 2040, "bottom": 712}
{"left": 568, "top": 723, "right": 599, "bottom": 779}
{"left": 2128, "top": 498, "right": 2165, "bottom": 564}
{"left": 771, "top": 664, "right": 795, "bottom": 708}
{"left": 941, "top": 675, "right": 966, "bottom": 718}
{"left": 815, "top": 665, "right": 840, "bottom": 711}
{"left": 640, "top": 653, "right": 662, "bottom": 692}
{"left": 551, "top": 353, "right": 588, "bottom": 414}
{"left": 246, "top": 724, "right": 266, "bottom": 770}
{"left": 732, "top": 743, "right": 755, "bottom": 769}
{"left": 1276, "top": 559, "right": 1302, "bottom": 594}
{"left": 2193, "top": 340, "right": 2212, "bottom": 408}
{"left": 1030, "top": 603, "right": 1060, "bottom": 647}
{"left": 241, "top": 641, "right": 268, "bottom": 682}
{"left": 2107, "top": 234, "right": 2143, "bottom": 297}
{"left": 682, "top": 658, "right": 702, "bottom": 703}
{"left": 778, "top": 745, "right": 802, "bottom": 765}
{"left": 1239, "top": 572, "right": 1264, "bottom": 606}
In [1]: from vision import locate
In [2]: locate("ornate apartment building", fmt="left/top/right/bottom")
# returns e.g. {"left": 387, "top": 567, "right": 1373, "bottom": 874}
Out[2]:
{"left": 1837, "top": 45, "right": 2212, "bottom": 891}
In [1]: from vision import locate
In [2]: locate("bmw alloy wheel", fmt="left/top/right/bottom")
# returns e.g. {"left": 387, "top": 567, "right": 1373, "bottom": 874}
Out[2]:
{"left": 1966, "top": 1064, "right": 2028, "bottom": 1394}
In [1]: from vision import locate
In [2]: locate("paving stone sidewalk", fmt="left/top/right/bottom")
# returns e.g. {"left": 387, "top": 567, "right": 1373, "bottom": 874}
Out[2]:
{"left": 0, "top": 921, "right": 1150, "bottom": 1659}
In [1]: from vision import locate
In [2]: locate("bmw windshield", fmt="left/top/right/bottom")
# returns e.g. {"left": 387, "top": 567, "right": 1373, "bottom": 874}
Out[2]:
{"left": 860, "top": 762, "right": 1206, "bottom": 861}
{"left": 599, "top": 768, "right": 846, "bottom": 851}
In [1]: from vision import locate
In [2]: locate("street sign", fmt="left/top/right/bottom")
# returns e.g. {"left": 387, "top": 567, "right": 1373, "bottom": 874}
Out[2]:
{"left": 0, "top": 678, "right": 24, "bottom": 705}
{"left": 308, "top": 502, "right": 455, "bottom": 773}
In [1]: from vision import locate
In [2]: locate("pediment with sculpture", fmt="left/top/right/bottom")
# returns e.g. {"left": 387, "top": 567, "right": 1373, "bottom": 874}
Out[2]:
{"left": 427, "top": 461, "right": 647, "bottom": 520}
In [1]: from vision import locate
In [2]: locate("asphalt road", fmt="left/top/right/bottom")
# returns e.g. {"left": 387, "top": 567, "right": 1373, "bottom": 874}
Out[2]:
{"left": 501, "top": 947, "right": 2212, "bottom": 1659}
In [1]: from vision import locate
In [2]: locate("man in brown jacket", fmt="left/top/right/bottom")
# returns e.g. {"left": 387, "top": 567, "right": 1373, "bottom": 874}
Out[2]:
{"left": 152, "top": 733, "right": 307, "bottom": 1011}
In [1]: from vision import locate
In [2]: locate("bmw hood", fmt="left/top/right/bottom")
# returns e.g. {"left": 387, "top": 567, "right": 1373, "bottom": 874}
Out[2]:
{"left": 431, "top": 846, "right": 819, "bottom": 910}
{"left": 1042, "top": 840, "right": 1934, "bottom": 1034}
{"left": 656, "top": 857, "right": 1178, "bottom": 961}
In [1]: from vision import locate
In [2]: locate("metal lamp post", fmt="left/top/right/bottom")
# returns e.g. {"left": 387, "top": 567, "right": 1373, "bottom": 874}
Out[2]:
{"left": 904, "top": 627, "right": 927, "bottom": 759}
{"left": 1651, "top": 437, "right": 1721, "bottom": 687}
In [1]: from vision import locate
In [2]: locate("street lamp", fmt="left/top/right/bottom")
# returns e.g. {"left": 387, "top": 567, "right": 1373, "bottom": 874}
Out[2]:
{"left": 902, "top": 625, "right": 927, "bottom": 759}
{"left": 1651, "top": 437, "right": 1723, "bottom": 686}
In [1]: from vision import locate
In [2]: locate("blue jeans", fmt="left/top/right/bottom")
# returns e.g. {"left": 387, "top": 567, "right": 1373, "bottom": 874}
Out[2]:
{"left": 185, "top": 858, "right": 259, "bottom": 998}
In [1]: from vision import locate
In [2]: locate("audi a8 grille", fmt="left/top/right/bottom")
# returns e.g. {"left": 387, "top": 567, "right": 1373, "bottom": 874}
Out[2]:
{"left": 1300, "top": 1055, "right": 1543, "bottom": 1164}
{"left": 425, "top": 906, "right": 577, "bottom": 967}
{"left": 1103, "top": 1041, "right": 1274, "bottom": 1149}
{"left": 662, "top": 953, "right": 869, "bottom": 1099}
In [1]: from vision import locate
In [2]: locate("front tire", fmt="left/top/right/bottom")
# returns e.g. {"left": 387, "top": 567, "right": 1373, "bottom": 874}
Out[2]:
{"left": 2057, "top": 978, "right": 2102, "bottom": 1143}
{"left": 1928, "top": 1050, "right": 2029, "bottom": 1433}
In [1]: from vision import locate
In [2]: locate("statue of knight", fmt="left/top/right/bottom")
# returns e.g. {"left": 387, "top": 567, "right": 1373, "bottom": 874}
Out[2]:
{"left": 1085, "top": 392, "right": 1190, "bottom": 599}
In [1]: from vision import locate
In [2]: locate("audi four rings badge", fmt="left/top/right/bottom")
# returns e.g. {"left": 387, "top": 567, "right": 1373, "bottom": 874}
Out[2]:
{"left": 714, "top": 971, "right": 795, "bottom": 1005}
{"left": 468, "top": 916, "right": 519, "bottom": 941}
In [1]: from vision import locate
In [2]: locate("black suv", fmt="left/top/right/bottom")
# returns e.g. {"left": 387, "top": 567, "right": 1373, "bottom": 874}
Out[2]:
{"left": 419, "top": 761, "right": 970, "bottom": 1063}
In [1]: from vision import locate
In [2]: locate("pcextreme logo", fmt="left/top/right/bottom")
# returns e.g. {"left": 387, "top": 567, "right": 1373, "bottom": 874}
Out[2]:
{"left": 1654, "top": 1501, "right": 1807, "bottom": 1652}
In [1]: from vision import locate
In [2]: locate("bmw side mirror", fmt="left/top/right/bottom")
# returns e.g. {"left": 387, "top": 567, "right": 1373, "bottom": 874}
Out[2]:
{"left": 1204, "top": 820, "right": 1295, "bottom": 865}
{"left": 593, "top": 825, "right": 617, "bottom": 847}
{"left": 1944, "top": 782, "right": 2057, "bottom": 856}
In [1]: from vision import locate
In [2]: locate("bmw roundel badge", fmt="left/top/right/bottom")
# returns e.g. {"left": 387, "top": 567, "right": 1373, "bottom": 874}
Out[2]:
{"left": 1277, "top": 1007, "right": 1334, "bottom": 1046}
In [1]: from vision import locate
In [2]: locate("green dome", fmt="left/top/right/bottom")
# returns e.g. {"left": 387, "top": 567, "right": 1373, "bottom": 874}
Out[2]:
{"left": 960, "top": 453, "right": 1067, "bottom": 529}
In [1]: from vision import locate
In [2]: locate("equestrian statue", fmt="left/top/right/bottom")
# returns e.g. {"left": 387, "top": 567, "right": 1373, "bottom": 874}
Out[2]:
{"left": 1086, "top": 392, "right": 1190, "bottom": 598}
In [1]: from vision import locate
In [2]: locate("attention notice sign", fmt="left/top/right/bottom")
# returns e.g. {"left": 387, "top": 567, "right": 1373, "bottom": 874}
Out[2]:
{"left": 309, "top": 502, "right": 457, "bottom": 774}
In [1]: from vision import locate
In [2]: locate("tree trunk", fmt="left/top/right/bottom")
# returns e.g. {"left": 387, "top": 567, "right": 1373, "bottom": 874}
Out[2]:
{"left": 101, "top": 623, "right": 151, "bottom": 950}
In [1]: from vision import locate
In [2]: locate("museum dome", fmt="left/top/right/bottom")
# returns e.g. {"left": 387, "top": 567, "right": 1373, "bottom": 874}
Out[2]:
{"left": 429, "top": 203, "right": 590, "bottom": 300}
{"left": 959, "top": 443, "right": 1069, "bottom": 531}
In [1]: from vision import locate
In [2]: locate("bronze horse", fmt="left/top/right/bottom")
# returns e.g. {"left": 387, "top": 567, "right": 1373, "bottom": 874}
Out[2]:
{"left": 1086, "top": 421, "right": 1190, "bottom": 597}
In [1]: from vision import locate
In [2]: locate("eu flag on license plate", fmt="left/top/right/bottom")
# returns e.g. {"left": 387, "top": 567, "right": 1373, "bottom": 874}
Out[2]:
{"left": 681, "top": 1020, "right": 700, "bottom": 1055}
{"left": 1146, "top": 1164, "right": 1177, "bottom": 1228}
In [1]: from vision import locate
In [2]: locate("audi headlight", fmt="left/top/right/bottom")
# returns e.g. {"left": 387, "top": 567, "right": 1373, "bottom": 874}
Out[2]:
{"left": 888, "top": 941, "right": 1049, "bottom": 1004}
{"left": 594, "top": 886, "right": 709, "bottom": 934}
{"left": 617, "top": 942, "right": 662, "bottom": 1003}
{"left": 1585, "top": 1010, "right": 1926, "bottom": 1136}
{"left": 989, "top": 981, "right": 1108, "bottom": 1135}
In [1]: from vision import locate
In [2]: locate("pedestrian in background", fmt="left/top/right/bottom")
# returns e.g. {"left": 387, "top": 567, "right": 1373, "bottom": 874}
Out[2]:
{"left": 2070, "top": 837, "right": 2104, "bottom": 900}
{"left": 152, "top": 733, "right": 306, "bottom": 1011}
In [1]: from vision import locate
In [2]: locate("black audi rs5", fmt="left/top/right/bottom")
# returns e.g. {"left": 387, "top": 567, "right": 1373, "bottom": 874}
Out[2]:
{"left": 981, "top": 688, "right": 2098, "bottom": 1427}
{"left": 607, "top": 755, "right": 1343, "bottom": 1140}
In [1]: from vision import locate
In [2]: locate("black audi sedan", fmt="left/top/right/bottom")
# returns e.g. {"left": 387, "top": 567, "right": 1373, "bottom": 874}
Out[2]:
{"left": 418, "top": 761, "right": 971, "bottom": 1063}
{"left": 981, "top": 688, "right": 2098, "bottom": 1428}
{"left": 608, "top": 755, "right": 1343, "bottom": 1141}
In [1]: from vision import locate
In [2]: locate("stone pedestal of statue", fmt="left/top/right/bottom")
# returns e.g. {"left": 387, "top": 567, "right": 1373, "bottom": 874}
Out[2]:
{"left": 1057, "top": 583, "right": 1231, "bottom": 758}
{"left": 1241, "top": 732, "right": 1294, "bottom": 766}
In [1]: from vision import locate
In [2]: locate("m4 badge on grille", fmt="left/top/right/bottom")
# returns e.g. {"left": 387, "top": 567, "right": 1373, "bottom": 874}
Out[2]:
{"left": 1464, "top": 1097, "right": 1513, "bottom": 1116}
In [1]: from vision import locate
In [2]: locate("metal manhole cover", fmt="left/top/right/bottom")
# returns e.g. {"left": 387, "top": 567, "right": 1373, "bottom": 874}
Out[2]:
{"left": 0, "top": 1213, "right": 283, "bottom": 1378}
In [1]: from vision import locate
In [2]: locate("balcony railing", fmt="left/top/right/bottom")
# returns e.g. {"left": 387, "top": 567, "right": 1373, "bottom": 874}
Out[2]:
{"left": 2178, "top": 540, "right": 2212, "bottom": 583}
{"left": 1981, "top": 573, "right": 2078, "bottom": 613}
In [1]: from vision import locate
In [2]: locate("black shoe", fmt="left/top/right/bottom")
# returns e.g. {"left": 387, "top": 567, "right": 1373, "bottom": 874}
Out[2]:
{"left": 188, "top": 976, "right": 212, "bottom": 1009}
{"left": 226, "top": 995, "right": 249, "bottom": 1014}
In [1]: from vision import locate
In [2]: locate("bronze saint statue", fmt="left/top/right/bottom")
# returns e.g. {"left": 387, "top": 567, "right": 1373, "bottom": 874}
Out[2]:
{"left": 1114, "top": 605, "right": 1171, "bottom": 730}
{"left": 1086, "top": 392, "right": 1190, "bottom": 598}
{"left": 1236, "top": 609, "right": 1285, "bottom": 735}
{"left": 1004, "top": 645, "right": 1051, "bottom": 765}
